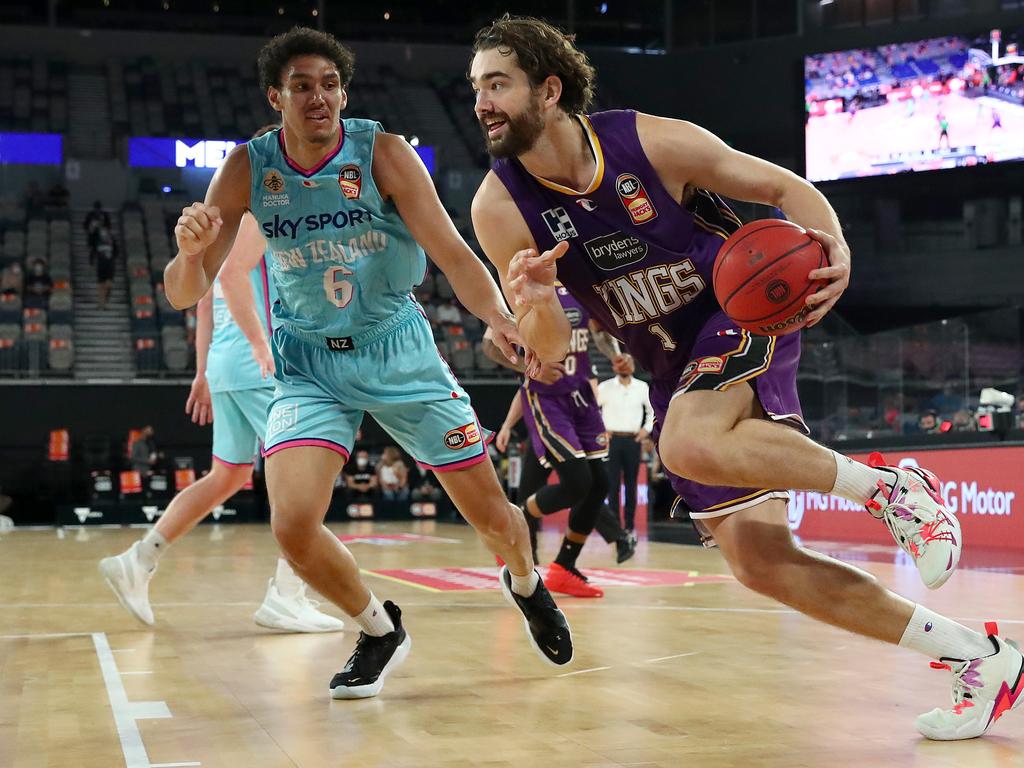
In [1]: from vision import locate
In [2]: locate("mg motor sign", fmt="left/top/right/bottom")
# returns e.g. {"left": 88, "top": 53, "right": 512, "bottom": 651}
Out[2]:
{"left": 788, "top": 446, "right": 1024, "bottom": 549}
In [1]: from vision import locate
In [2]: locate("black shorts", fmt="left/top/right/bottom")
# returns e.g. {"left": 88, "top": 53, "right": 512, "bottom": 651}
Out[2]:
{"left": 97, "top": 259, "right": 115, "bottom": 282}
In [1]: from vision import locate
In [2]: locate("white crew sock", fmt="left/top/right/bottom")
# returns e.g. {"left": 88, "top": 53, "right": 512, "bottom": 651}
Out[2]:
{"left": 509, "top": 569, "right": 540, "bottom": 597}
{"left": 274, "top": 558, "right": 306, "bottom": 599}
{"left": 829, "top": 450, "right": 892, "bottom": 506}
{"left": 899, "top": 604, "right": 994, "bottom": 660}
{"left": 135, "top": 530, "right": 167, "bottom": 572}
{"left": 353, "top": 593, "right": 395, "bottom": 637}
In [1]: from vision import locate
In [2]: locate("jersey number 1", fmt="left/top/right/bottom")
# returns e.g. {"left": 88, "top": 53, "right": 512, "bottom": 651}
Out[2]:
{"left": 324, "top": 266, "right": 354, "bottom": 309}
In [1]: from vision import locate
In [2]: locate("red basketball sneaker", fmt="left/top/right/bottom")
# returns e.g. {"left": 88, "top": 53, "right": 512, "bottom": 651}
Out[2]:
{"left": 544, "top": 563, "right": 604, "bottom": 598}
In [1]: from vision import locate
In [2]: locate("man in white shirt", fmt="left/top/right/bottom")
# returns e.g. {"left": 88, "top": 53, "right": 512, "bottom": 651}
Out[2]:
{"left": 598, "top": 357, "right": 654, "bottom": 534}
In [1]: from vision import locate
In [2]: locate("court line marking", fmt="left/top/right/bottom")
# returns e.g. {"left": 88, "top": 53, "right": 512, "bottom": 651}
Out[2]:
{"left": 2, "top": 602, "right": 1022, "bottom": 627}
{"left": 557, "top": 665, "right": 612, "bottom": 678}
{"left": 359, "top": 569, "right": 443, "bottom": 593}
{"left": 92, "top": 632, "right": 197, "bottom": 768}
{"left": 646, "top": 651, "right": 701, "bottom": 663}
{"left": 0, "top": 631, "right": 92, "bottom": 639}
{"left": 121, "top": 670, "right": 154, "bottom": 676}
{"left": 92, "top": 632, "right": 153, "bottom": 767}
{"left": 150, "top": 763, "right": 202, "bottom": 767}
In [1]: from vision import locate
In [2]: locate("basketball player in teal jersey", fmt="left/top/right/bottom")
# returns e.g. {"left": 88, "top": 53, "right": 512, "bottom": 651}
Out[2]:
{"left": 101, "top": 206, "right": 342, "bottom": 634}
{"left": 163, "top": 27, "right": 573, "bottom": 699}
{"left": 469, "top": 16, "right": 1022, "bottom": 740}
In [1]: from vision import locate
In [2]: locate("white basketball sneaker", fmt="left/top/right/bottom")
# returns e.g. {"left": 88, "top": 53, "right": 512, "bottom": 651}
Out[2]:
{"left": 99, "top": 543, "right": 156, "bottom": 626}
{"left": 253, "top": 578, "right": 345, "bottom": 633}
{"left": 917, "top": 622, "right": 1024, "bottom": 740}
{"left": 865, "top": 453, "right": 961, "bottom": 589}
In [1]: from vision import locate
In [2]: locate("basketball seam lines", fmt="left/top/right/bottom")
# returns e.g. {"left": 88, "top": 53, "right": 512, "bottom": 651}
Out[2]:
{"left": 721, "top": 239, "right": 820, "bottom": 310}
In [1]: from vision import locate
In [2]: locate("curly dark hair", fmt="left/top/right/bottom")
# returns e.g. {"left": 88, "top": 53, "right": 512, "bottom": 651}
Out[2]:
{"left": 472, "top": 14, "right": 596, "bottom": 115}
{"left": 257, "top": 26, "right": 356, "bottom": 91}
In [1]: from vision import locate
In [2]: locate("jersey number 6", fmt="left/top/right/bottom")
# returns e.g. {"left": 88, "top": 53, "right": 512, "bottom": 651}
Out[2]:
{"left": 323, "top": 265, "right": 354, "bottom": 309}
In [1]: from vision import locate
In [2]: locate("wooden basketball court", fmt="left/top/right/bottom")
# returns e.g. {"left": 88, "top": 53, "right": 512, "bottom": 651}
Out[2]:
{"left": 2, "top": 521, "right": 1021, "bottom": 767}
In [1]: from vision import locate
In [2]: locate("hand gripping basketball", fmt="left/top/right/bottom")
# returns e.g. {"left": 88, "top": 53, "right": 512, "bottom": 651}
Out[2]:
{"left": 175, "top": 203, "right": 223, "bottom": 259}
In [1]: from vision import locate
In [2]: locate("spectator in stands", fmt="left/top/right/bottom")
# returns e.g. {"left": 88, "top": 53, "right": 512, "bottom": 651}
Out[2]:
{"left": 1, "top": 262, "right": 22, "bottom": 296}
{"left": 436, "top": 299, "right": 462, "bottom": 325}
{"left": 411, "top": 467, "right": 443, "bottom": 504}
{"left": 24, "top": 182, "right": 45, "bottom": 210}
{"left": 23, "top": 258, "right": 52, "bottom": 309}
{"left": 47, "top": 182, "right": 70, "bottom": 210}
{"left": 94, "top": 223, "right": 118, "bottom": 309}
{"left": 951, "top": 409, "right": 977, "bottom": 432}
{"left": 917, "top": 410, "right": 940, "bottom": 434}
{"left": 376, "top": 446, "right": 410, "bottom": 500}
{"left": 130, "top": 425, "right": 159, "bottom": 475}
{"left": 85, "top": 201, "right": 110, "bottom": 238}
{"left": 1016, "top": 396, "right": 1024, "bottom": 430}
{"left": 343, "top": 449, "right": 378, "bottom": 502}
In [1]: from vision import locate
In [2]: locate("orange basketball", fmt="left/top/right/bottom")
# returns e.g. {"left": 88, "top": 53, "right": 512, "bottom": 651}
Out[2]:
{"left": 713, "top": 219, "right": 827, "bottom": 336}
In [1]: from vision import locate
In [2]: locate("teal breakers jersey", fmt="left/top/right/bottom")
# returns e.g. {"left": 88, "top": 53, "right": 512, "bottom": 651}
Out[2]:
{"left": 246, "top": 120, "right": 427, "bottom": 342}
{"left": 206, "top": 252, "right": 278, "bottom": 393}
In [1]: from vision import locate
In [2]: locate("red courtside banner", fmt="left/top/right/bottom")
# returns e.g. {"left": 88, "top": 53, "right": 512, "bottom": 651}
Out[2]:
{"left": 788, "top": 446, "right": 1024, "bottom": 550}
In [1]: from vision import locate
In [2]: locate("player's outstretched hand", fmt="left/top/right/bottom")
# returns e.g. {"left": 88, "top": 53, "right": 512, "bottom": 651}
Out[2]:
{"left": 530, "top": 361, "right": 566, "bottom": 386}
{"left": 486, "top": 310, "right": 525, "bottom": 366}
{"left": 611, "top": 353, "right": 634, "bottom": 375}
{"left": 804, "top": 228, "right": 851, "bottom": 328}
{"left": 252, "top": 340, "right": 276, "bottom": 379}
{"left": 186, "top": 374, "right": 212, "bottom": 426}
{"left": 175, "top": 203, "right": 223, "bottom": 259}
{"left": 495, "top": 423, "right": 513, "bottom": 453}
{"left": 507, "top": 240, "right": 568, "bottom": 310}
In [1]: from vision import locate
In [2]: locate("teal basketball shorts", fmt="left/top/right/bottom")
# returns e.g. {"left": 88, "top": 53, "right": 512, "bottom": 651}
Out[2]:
{"left": 263, "top": 301, "right": 491, "bottom": 471}
{"left": 211, "top": 386, "right": 273, "bottom": 466}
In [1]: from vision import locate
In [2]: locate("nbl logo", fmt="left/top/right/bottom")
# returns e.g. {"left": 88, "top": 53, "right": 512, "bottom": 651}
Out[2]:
{"left": 765, "top": 279, "right": 791, "bottom": 304}
{"left": 616, "top": 176, "right": 640, "bottom": 197}
{"left": 445, "top": 432, "right": 467, "bottom": 449}
{"left": 444, "top": 422, "right": 481, "bottom": 450}
{"left": 541, "top": 207, "right": 578, "bottom": 242}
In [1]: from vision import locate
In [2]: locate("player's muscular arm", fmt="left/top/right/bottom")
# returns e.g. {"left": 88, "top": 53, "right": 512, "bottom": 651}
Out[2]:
{"left": 194, "top": 290, "right": 213, "bottom": 378}
{"left": 164, "top": 144, "right": 251, "bottom": 310}
{"left": 219, "top": 214, "right": 268, "bottom": 348}
{"left": 636, "top": 113, "right": 851, "bottom": 325}
{"left": 186, "top": 290, "right": 214, "bottom": 426}
{"left": 472, "top": 172, "right": 571, "bottom": 363}
{"left": 481, "top": 328, "right": 527, "bottom": 374}
{"left": 372, "top": 133, "right": 523, "bottom": 360}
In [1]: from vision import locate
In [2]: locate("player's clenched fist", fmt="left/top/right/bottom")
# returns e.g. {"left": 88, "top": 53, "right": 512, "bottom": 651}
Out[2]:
{"left": 175, "top": 203, "right": 223, "bottom": 258}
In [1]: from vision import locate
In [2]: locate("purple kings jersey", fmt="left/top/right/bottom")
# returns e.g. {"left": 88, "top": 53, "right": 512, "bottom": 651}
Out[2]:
{"left": 492, "top": 109, "right": 744, "bottom": 381}
{"left": 525, "top": 284, "right": 593, "bottom": 396}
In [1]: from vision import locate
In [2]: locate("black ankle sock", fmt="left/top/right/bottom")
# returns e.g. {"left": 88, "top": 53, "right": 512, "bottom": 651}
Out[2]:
{"left": 554, "top": 538, "right": 584, "bottom": 570}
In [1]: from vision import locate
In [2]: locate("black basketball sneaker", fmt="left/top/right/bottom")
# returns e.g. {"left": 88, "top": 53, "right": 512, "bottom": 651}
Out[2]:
{"left": 329, "top": 600, "right": 411, "bottom": 699}
{"left": 616, "top": 531, "right": 638, "bottom": 564}
{"left": 499, "top": 566, "right": 573, "bottom": 666}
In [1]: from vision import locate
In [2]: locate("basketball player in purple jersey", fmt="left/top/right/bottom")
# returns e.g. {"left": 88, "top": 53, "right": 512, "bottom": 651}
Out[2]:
{"left": 483, "top": 285, "right": 636, "bottom": 597}
{"left": 468, "top": 16, "right": 1023, "bottom": 740}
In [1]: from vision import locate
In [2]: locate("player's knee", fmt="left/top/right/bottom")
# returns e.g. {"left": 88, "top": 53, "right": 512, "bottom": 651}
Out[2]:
{"left": 555, "top": 459, "right": 592, "bottom": 500}
{"left": 209, "top": 462, "right": 252, "bottom": 493}
{"left": 659, "top": 436, "right": 722, "bottom": 485}
{"left": 724, "top": 538, "right": 801, "bottom": 598}
{"left": 270, "top": 506, "right": 317, "bottom": 562}
{"left": 474, "top": 499, "right": 520, "bottom": 542}
{"left": 728, "top": 553, "right": 784, "bottom": 597}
